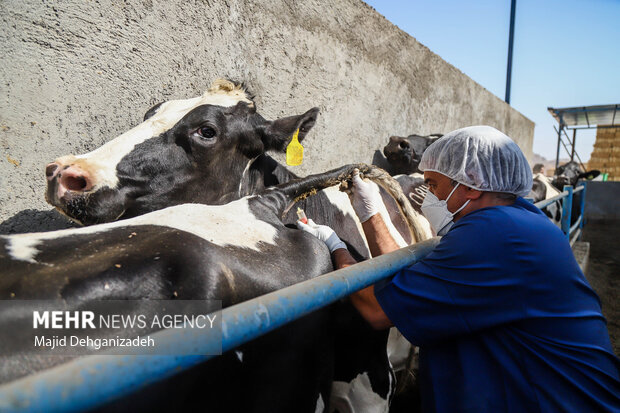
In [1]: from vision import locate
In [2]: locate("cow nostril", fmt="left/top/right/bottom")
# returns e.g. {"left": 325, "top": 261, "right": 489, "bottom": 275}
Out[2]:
{"left": 46, "top": 163, "right": 59, "bottom": 178}
{"left": 62, "top": 175, "right": 88, "bottom": 191}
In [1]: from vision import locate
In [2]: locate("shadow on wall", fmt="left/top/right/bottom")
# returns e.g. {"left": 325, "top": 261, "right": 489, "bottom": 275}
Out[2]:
{"left": 0, "top": 209, "right": 78, "bottom": 235}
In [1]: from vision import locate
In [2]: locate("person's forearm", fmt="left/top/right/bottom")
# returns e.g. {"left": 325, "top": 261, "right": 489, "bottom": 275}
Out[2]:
{"left": 331, "top": 247, "right": 393, "bottom": 330}
{"left": 331, "top": 248, "right": 357, "bottom": 269}
{"left": 349, "top": 285, "right": 392, "bottom": 330}
{"left": 362, "top": 214, "right": 401, "bottom": 257}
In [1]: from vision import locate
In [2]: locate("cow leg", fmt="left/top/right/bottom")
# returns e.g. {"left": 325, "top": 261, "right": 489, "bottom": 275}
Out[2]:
{"left": 330, "top": 301, "right": 392, "bottom": 413}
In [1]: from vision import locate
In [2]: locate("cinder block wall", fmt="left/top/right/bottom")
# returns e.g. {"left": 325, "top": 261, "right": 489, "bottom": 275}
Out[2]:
{"left": 0, "top": 0, "right": 534, "bottom": 228}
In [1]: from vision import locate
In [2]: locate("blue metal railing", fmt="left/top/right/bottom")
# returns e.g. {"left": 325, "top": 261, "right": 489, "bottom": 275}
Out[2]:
{"left": 0, "top": 238, "right": 441, "bottom": 413}
{"left": 534, "top": 181, "right": 587, "bottom": 246}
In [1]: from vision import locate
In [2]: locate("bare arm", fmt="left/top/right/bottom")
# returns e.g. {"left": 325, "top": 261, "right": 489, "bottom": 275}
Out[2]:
{"left": 361, "top": 214, "right": 402, "bottom": 257}
{"left": 332, "top": 247, "right": 393, "bottom": 330}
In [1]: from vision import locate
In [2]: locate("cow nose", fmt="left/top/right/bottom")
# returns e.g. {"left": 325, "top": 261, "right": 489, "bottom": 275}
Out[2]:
{"left": 58, "top": 165, "right": 93, "bottom": 192}
{"left": 45, "top": 163, "right": 60, "bottom": 180}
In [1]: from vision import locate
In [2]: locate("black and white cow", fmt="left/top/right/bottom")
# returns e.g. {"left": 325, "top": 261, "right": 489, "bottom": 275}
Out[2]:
{"left": 370, "top": 134, "right": 437, "bottom": 239}
{"left": 552, "top": 161, "right": 600, "bottom": 190}
{"left": 3, "top": 164, "right": 425, "bottom": 412}
{"left": 372, "top": 134, "right": 442, "bottom": 176}
{"left": 45, "top": 78, "right": 418, "bottom": 259}
{"left": 528, "top": 173, "right": 562, "bottom": 225}
{"left": 551, "top": 161, "right": 600, "bottom": 226}
{"left": 36, "top": 79, "right": 432, "bottom": 411}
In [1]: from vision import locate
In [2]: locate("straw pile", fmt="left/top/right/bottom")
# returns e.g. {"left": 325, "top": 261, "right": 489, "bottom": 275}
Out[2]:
{"left": 588, "top": 125, "right": 620, "bottom": 181}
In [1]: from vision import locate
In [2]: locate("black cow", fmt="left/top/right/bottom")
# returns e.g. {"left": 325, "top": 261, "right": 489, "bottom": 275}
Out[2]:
{"left": 551, "top": 161, "right": 600, "bottom": 227}
{"left": 3, "top": 164, "right": 424, "bottom": 412}
{"left": 373, "top": 134, "right": 442, "bottom": 176}
{"left": 552, "top": 161, "right": 600, "bottom": 190}
{"left": 552, "top": 161, "right": 601, "bottom": 191}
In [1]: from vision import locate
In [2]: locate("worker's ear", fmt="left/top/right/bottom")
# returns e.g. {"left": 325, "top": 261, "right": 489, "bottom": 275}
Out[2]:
{"left": 463, "top": 187, "right": 484, "bottom": 200}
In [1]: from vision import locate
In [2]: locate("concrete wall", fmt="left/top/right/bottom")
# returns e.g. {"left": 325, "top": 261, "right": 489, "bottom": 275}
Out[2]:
{"left": 585, "top": 182, "right": 620, "bottom": 220}
{"left": 0, "top": 0, "right": 534, "bottom": 229}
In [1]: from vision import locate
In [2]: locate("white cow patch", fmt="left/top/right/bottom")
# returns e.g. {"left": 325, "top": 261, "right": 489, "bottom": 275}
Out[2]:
{"left": 235, "top": 351, "right": 243, "bottom": 363}
{"left": 533, "top": 173, "right": 562, "bottom": 227}
{"left": 315, "top": 393, "right": 325, "bottom": 413}
{"left": 322, "top": 185, "right": 407, "bottom": 255}
{"left": 366, "top": 183, "right": 407, "bottom": 248}
{"left": 330, "top": 372, "right": 389, "bottom": 413}
{"left": 55, "top": 79, "right": 253, "bottom": 191}
{"left": 387, "top": 328, "right": 413, "bottom": 372}
{"left": 322, "top": 187, "right": 370, "bottom": 253}
{"left": 534, "top": 173, "right": 561, "bottom": 199}
{"left": 2, "top": 198, "right": 277, "bottom": 263}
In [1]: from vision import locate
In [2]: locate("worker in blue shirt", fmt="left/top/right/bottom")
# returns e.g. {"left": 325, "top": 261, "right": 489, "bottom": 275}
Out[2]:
{"left": 298, "top": 126, "right": 620, "bottom": 412}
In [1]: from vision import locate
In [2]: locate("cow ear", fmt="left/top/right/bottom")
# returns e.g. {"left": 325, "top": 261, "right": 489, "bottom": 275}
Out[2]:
{"left": 261, "top": 107, "right": 319, "bottom": 152}
{"left": 578, "top": 170, "right": 600, "bottom": 180}
{"left": 144, "top": 102, "right": 165, "bottom": 121}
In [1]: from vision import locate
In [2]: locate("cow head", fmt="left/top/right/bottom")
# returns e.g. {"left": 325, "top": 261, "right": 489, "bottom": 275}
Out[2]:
{"left": 552, "top": 161, "right": 600, "bottom": 189}
{"left": 45, "top": 79, "right": 319, "bottom": 225}
{"left": 383, "top": 134, "right": 441, "bottom": 174}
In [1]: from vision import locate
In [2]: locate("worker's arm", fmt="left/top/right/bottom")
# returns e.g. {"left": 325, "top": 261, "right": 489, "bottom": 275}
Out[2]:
{"left": 347, "top": 170, "right": 401, "bottom": 257}
{"left": 331, "top": 247, "right": 392, "bottom": 330}
{"left": 296, "top": 219, "right": 392, "bottom": 330}
{"left": 361, "top": 214, "right": 401, "bottom": 257}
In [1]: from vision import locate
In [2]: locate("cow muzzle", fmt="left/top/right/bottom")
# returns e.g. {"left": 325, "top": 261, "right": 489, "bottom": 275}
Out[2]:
{"left": 45, "top": 161, "right": 99, "bottom": 224}
{"left": 46, "top": 162, "right": 94, "bottom": 200}
{"left": 554, "top": 176, "right": 571, "bottom": 189}
{"left": 384, "top": 136, "right": 412, "bottom": 161}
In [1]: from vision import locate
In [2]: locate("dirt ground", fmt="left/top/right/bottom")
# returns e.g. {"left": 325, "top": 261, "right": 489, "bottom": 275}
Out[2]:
{"left": 581, "top": 219, "right": 620, "bottom": 356}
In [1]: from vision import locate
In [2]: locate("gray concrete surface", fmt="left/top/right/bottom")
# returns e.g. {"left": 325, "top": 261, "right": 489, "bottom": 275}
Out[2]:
{"left": 0, "top": 0, "right": 534, "bottom": 231}
{"left": 581, "top": 220, "right": 620, "bottom": 357}
{"left": 584, "top": 182, "right": 620, "bottom": 220}
{"left": 572, "top": 241, "right": 589, "bottom": 275}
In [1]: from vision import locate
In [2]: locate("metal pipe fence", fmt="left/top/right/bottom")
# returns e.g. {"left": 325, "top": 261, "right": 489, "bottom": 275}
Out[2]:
{"left": 534, "top": 182, "right": 587, "bottom": 246}
{"left": 0, "top": 238, "right": 441, "bottom": 412}
{"left": 4, "top": 182, "right": 591, "bottom": 411}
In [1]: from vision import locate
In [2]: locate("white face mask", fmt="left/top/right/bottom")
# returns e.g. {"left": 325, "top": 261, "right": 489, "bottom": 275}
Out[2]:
{"left": 421, "top": 183, "right": 471, "bottom": 236}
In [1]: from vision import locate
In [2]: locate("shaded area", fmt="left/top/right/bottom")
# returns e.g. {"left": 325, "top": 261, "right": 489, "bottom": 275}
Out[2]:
{"left": 0, "top": 209, "right": 78, "bottom": 235}
{"left": 582, "top": 219, "right": 620, "bottom": 356}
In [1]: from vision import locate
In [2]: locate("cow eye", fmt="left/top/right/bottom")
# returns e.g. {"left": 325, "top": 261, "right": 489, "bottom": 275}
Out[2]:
{"left": 197, "top": 126, "right": 216, "bottom": 139}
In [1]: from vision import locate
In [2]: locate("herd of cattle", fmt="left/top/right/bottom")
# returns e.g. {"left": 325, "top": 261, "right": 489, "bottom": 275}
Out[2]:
{"left": 0, "top": 79, "right": 599, "bottom": 412}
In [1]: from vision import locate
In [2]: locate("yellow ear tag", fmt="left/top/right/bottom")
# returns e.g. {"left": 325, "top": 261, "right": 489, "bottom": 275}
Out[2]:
{"left": 286, "top": 128, "right": 304, "bottom": 166}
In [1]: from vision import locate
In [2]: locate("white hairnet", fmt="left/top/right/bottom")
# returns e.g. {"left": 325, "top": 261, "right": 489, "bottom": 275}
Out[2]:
{"left": 419, "top": 125, "right": 533, "bottom": 197}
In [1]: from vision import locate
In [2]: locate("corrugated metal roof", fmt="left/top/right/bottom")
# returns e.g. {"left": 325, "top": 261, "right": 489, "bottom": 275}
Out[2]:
{"left": 548, "top": 104, "right": 619, "bottom": 128}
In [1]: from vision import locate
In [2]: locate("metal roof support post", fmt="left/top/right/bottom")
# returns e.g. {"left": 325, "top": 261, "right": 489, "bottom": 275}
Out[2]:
{"left": 555, "top": 118, "right": 564, "bottom": 172}
{"left": 578, "top": 181, "right": 587, "bottom": 240}
{"left": 505, "top": 0, "right": 517, "bottom": 104}
{"left": 561, "top": 185, "right": 573, "bottom": 239}
{"left": 571, "top": 129, "right": 577, "bottom": 162}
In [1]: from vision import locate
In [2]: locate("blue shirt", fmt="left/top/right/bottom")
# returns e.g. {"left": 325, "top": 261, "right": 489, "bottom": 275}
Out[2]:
{"left": 375, "top": 197, "right": 620, "bottom": 412}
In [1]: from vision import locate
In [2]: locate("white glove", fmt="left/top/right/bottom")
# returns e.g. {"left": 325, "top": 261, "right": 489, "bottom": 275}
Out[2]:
{"left": 349, "top": 170, "right": 382, "bottom": 223}
{"left": 296, "top": 219, "right": 347, "bottom": 253}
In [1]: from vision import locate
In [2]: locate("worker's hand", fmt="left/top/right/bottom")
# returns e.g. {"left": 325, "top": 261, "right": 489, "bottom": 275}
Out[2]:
{"left": 296, "top": 219, "right": 347, "bottom": 253}
{"left": 348, "top": 169, "right": 382, "bottom": 223}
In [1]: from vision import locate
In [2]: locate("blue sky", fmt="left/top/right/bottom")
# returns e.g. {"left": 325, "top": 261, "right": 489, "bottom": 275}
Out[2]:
{"left": 363, "top": 0, "right": 620, "bottom": 162}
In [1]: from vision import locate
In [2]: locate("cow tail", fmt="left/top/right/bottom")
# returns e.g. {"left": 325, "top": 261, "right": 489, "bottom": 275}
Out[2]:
{"left": 272, "top": 163, "right": 429, "bottom": 244}
{"left": 357, "top": 166, "right": 430, "bottom": 244}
